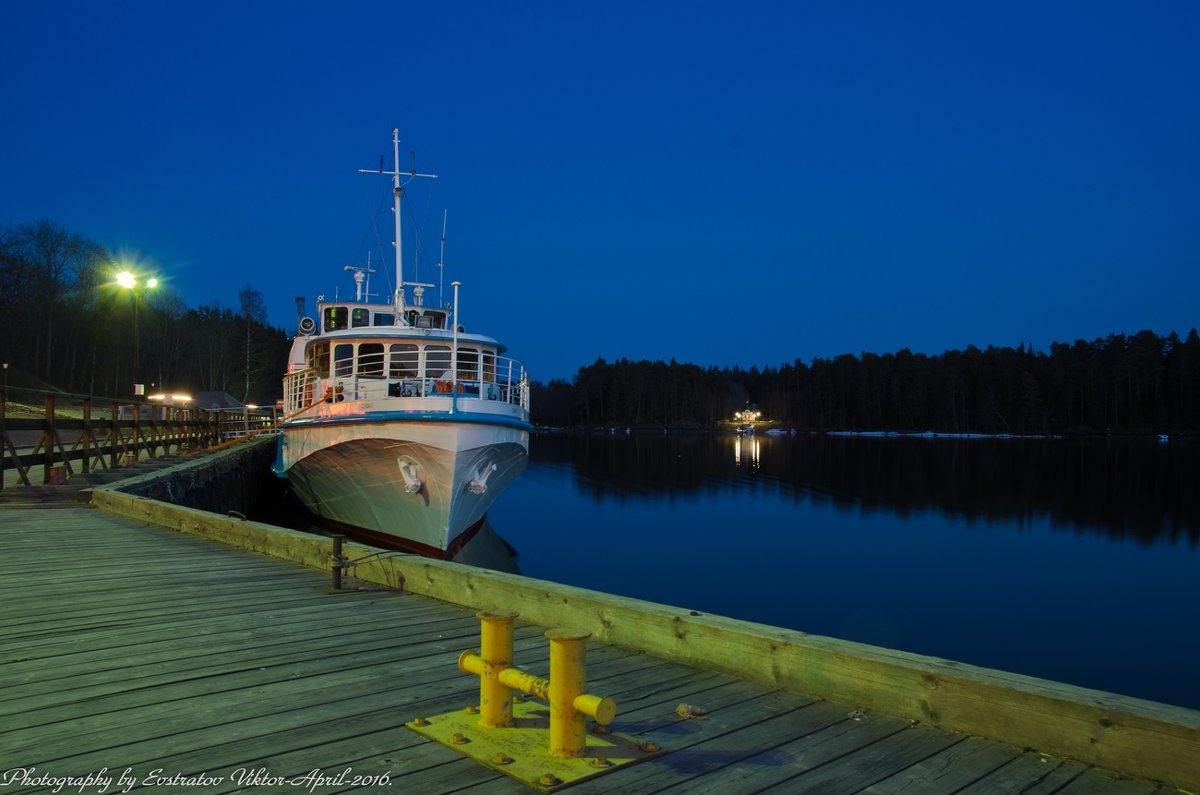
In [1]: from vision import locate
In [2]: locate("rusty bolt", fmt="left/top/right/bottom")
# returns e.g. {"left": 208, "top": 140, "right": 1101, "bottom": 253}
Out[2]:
{"left": 410, "top": 716, "right": 430, "bottom": 727}
{"left": 589, "top": 757, "right": 613, "bottom": 769}
{"left": 451, "top": 732, "right": 470, "bottom": 745}
{"left": 538, "top": 774, "right": 563, "bottom": 787}
{"left": 640, "top": 740, "right": 660, "bottom": 753}
{"left": 464, "top": 704, "right": 479, "bottom": 715}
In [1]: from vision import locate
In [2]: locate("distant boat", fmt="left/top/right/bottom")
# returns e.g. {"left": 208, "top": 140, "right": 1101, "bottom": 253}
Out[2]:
{"left": 273, "top": 129, "right": 532, "bottom": 557}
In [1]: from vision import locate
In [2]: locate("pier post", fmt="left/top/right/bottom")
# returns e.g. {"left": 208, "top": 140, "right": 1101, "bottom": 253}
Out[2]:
{"left": 330, "top": 534, "right": 346, "bottom": 590}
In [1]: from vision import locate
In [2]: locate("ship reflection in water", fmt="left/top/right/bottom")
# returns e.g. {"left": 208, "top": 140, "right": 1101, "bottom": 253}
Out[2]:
{"left": 262, "top": 493, "right": 520, "bottom": 575}
{"left": 447, "top": 517, "right": 520, "bottom": 574}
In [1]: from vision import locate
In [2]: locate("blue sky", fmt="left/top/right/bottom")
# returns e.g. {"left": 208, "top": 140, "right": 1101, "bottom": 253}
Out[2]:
{"left": 3, "top": 1, "right": 1197, "bottom": 381}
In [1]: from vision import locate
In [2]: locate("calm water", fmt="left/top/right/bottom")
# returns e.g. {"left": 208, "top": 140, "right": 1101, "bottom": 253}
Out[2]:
{"left": 487, "top": 432, "right": 1200, "bottom": 710}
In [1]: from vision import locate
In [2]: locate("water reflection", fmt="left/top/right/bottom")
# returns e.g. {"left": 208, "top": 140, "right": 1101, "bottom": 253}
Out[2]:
{"left": 539, "top": 432, "right": 1199, "bottom": 547}
{"left": 256, "top": 488, "right": 521, "bottom": 574}
{"left": 733, "top": 434, "right": 761, "bottom": 472}
{"left": 493, "top": 431, "right": 1200, "bottom": 709}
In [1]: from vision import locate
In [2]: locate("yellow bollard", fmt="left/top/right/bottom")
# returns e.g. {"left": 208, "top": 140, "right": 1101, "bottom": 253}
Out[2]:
{"left": 419, "top": 613, "right": 655, "bottom": 788}
{"left": 457, "top": 616, "right": 618, "bottom": 756}
{"left": 473, "top": 610, "right": 518, "bottom": 727}
{"left": 546, "top": 629, "right": 615, "bottom": 757}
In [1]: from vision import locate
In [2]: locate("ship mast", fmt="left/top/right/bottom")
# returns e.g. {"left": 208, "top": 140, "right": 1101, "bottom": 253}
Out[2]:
{"left": 360, "top": 128, "right": 436, "bottom": 324}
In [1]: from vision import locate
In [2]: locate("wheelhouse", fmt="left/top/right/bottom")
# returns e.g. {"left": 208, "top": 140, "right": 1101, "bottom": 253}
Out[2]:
{"left": 282, "top": 300, "right": 529, "bottom": 414}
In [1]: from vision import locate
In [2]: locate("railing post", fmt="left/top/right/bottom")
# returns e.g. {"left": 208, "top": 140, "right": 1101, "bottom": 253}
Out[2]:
{"left": 0, "top": 384, "right": 6, "bottom": 492}
{"left": 109, "top": 401, "right": 119, "bottom": 469}
{"left": 131, "top": 398, "right": 140, "bottom": 465}
{"left": 42, "top": 394, "right": 55, "bottom": 484}
{"left": 330, "top": 534, "right": 346, "bottom": 590}
{"left": 82, "top": 398, "right": 92, "bottom": 474}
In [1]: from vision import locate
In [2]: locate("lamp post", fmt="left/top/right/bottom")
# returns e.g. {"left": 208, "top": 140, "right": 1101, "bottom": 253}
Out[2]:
{"left": 116, "top": 271, "right": 158, "bottom": 398}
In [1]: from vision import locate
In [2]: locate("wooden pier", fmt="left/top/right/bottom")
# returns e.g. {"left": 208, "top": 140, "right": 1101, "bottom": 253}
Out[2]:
{"left": 2, "top": 472, "right": 1196, "bottom": 792}
{"left": 0, "top": 385, "right": 277, "bottom": 492}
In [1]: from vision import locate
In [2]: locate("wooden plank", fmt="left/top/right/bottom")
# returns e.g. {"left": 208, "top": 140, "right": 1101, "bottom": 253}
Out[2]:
{"left": 0, "top": 611, "right": 486, "bottom": 716}
{"left": 757, "top": 725, "right": 964, "bottom": 794}
{"left": 1054, "top": 767, "right": 1165, "bottom": 795}
{"left": 567, "top": 696, "right": 846, "bottom": 794}
{"left": 862, "top": 735, "right": 1022, "bottom": 793}
{"left": 9, "top": 638, "right": 472, "bottom": 771}
{"left": 955, "top": 750, "right": 1088, "bottom": 794}
{"left": 2, "top": 626, "right": 545, "bottom": 749}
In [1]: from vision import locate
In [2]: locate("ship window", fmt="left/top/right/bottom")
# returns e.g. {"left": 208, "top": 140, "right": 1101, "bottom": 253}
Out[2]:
{"left": 358, "top": 343, "right": 385, "bottom": 377}
{"left": 389, "top": 343, "right": 418, "bottom": 377}
{"left": 415, "top": 315, "right": 433, "bottom": 329}
{"left": 481, "top": 349, "right": 497, "bottom": 382}
{"left": 373, "top": 312, "right": 395, "bottom": 326}
{"left": 333, "top": 343, "right": 354, "bottom": 377}
{"left": 351, "top": 308, "right": 370, "bottom": 328}
{"left": 427, "top": 310, "right": 446, "bottom": 329}
{"left": 324, "top": 306, "right": 348, "bottom": 332}
{"left": 307, "top": 341, "right": 330, "bottom": 378}
{"left": 457, "top": 347, "right": 479, "bottom": 380}
{"left": 424, "top": 345, "right": 451, "bottom": 378}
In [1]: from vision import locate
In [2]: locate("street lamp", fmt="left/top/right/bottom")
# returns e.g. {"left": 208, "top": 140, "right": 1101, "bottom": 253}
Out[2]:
{"left": 115, "top": 270, "right": 158, "bottom": 397}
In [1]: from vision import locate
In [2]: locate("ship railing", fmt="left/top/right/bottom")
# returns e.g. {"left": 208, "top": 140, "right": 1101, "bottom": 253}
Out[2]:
{"left": 282, "top": 357, "right": 530, "bottom": 416}
{"left": 282, "top": 368, "right": 322, "bottom": 415}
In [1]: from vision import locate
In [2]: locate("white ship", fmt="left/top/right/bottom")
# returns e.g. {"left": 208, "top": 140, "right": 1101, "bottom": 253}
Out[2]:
{"left": 273, "top": 130, "right": 532, "bottom": 557}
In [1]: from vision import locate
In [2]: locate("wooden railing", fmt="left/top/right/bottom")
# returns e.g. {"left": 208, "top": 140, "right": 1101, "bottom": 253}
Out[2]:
{"left": 0, "top": 386, "right": 278, "bottom": 489}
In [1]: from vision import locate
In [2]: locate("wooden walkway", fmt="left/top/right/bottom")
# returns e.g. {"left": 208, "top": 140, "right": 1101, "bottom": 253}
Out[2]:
{"left": 0, "top": 506, "right": 1178, "bottom": 794}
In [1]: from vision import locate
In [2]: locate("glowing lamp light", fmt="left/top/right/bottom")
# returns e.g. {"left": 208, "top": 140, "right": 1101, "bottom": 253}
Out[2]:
{"left": 115, "top": 270, "right": 160, "bottom": 290}
{"left": 148, "top": 393, "right": 193, "bottom": 403}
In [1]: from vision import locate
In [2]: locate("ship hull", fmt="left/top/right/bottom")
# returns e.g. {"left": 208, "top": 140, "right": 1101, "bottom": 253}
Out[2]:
{"left": 277, "top": 418, "right": 528, "bottom": 557}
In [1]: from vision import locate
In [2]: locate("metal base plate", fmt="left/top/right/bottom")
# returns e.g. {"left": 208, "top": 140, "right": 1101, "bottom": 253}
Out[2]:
{"left": 406, "top": 699, "right": 663, "bottom": 791}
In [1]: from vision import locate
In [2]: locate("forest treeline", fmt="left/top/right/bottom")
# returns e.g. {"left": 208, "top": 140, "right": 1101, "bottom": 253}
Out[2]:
{"left": 5, "top": 219, "right": 1197, "bottom": 433}
{"left": 1, "top": 219, "right": 290, "bottom": 405}
{"left": 532, "top": 329, "right": 1200, "bottom": 434}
